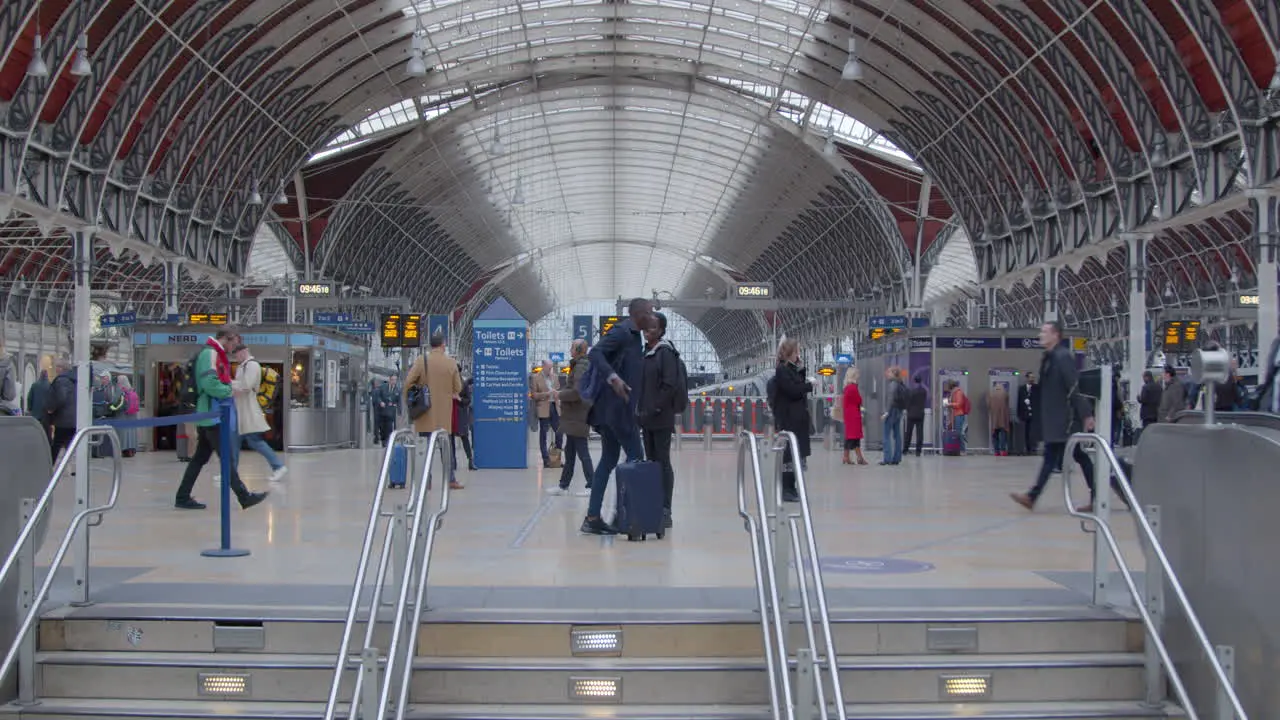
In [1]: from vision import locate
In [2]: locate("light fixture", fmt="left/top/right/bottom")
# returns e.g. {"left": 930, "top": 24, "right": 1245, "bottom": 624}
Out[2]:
{"left": 570, "top": 626, "right": 623, "bottom": 656}
{"left": 406, "top": 32, "right": 428, "bottom": 77}
{"left": 822, "top": 126, "right": 836, "bottom": 156}
{"left": 198, "top": 672, "right": 251, "bottom": 697}
{"left": 569, "top": 676, "right": 620, "bottom": 702}
{"left": 70, "top": 32, "right": 92, "bottom": 78}
{"left": 1149, "top": 135, "right": 1167, "bottom": 166}
{"left": 510, "top": 177, "right": 524, "bottom": 205}
{"left": 1270, "top": 50, "right": 1280, "bottom": 92}
{"left": 841, "top": 37, "right": 863, "bottom": 82}
{"left": 489, "top": 127, "right": 504, "bottom": 156}
{"left": 27, "top": 33, "right": 49, "bottom": 79}
{"left": 248, "top": 181, "right": 263, "bottom": 206}
{"left": 273, "top": 186, "right": 288, "bottom": 205}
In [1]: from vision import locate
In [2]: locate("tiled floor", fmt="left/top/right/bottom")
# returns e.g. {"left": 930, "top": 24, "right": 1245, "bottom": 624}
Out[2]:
{"left": 33, "top": 436, "right": 1144, "bottom": 611}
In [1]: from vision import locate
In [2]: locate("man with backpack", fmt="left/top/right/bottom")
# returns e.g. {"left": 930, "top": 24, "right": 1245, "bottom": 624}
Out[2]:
{"left": 638, "top": 312, "right": 687, "bottom": 529}
{"left": 232, "top": 345, "right": 288, "bottom": 484}
{"left": 174, "top": 326, "right": 268, "bottom": 511}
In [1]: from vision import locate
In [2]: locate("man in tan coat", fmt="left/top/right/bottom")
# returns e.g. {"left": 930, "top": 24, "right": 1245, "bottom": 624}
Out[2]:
{"left": 404, "top": 330, "right": 464, "bottom": 489}
{"left": 987, "top": 382, "right": 1012, "bottom": 456}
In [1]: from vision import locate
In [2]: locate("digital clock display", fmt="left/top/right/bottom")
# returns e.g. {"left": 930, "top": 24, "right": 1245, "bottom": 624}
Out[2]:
{"left": 733, "top": 282, "right": 774, "bottom": 298}
{"left": 1235, "top": 293, "right": 1260, "bottom": 308}
{"left": 296, "top": 282, "right": 334, "bottom": 296}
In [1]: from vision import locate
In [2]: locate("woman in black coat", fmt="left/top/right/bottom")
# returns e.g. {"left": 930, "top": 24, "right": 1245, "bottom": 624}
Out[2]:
{"left": 772, "top": 337, "right": 812, "bottom": 503}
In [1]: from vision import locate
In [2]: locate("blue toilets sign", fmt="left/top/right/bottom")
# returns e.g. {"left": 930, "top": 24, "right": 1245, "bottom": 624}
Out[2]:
{"left": 472, "top": 298, "right": 529, "bottom": 469}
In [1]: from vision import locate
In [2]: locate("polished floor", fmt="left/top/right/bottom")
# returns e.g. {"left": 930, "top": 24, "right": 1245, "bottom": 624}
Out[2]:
{"left": 33, "top": 435, "right": 1145, "bottom": 612}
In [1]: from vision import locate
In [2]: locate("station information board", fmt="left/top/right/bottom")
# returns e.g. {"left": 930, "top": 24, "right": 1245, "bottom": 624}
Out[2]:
{"left": 187, "top": 313, "right": 228, "bottom": 325}
{"left": 868, "top": 327, "right": 903, "bottom": 341}
{"left": 597, "top": 315, "right": 622, "bottom": 337}
{"left": 402, "top": 314, "right": 423, "bottom": 347}
{"left": 1160, "top": 320, "right": 1201, "bottom": 353}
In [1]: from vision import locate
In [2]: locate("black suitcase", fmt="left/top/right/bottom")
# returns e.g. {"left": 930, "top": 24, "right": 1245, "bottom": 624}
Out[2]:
{"left": 614, "top": 461, "right": 665, "bottom": 541}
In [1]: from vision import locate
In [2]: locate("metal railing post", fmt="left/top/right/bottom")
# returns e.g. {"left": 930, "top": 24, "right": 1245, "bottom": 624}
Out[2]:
{"left": 390, "top": 503, "right": 409, "bottom": 601}
{"left": 359, "top": 647, "right": 379, "bottom": 720}
{"left": 770, "top": 447, "right": 791, "bottom": 613}
{"left": 1092, "top": 364, "right": 1114, "bottom": 607}
{"left": 796, "top": 648, "right": 816, "bottom": 720}
{"left": 703, "top": 408, "right": 714, "bottom": 449}
{"left": 1215, "top": 645, "right": 1237, "bottom": 720}
{"left": 15, "top": 500, "right": 35, "bottom": 705}
{"left": 1143, "top": 504, "right": 1165, "bottom": 708}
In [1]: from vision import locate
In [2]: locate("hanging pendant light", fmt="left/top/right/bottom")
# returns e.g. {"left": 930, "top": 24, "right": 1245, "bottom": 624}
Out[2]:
{"left": 841, "top": 37, "right": 863, "bottom": 82}
{"left": 249, "top": 180, "right": 263, "bottom": 206}
{"left": 70, "top": 32, "right": 92, "bottom": 78}
{"left": 489, "top": 127, "right": 504, "bottom": 156}
{"left": 27, "top": 33, "right": 49, "bottom": 79}
{"left": 406, "top": 32, "right": 428, "bottom": 78}
{"left": 273, "top": 186, "right": 288, "bottom": 205}
{"left": 822, "top": 126, "right": 836, "bottom": 156}
{"left": 511, "top": 177, "right": 524, "bottom": 206}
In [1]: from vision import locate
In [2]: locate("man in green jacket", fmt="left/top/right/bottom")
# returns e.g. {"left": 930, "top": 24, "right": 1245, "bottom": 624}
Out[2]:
{"left": 175, "top": 326, "right": 269, "bottom": 511}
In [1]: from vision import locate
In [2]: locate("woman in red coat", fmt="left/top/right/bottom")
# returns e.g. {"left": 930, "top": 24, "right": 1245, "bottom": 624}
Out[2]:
{"left": 841, "top": 367, "right": 867, "bottom": 465}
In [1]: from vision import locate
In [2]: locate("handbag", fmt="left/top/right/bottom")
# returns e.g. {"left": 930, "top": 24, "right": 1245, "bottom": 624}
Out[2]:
{"left": 406, "top": 356, "right": 431, "bottom": 421}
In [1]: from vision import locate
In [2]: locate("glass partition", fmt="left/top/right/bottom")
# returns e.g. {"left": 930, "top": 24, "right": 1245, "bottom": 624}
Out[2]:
{"left": 290, "top": 350, "right": 312, "bottom": 408}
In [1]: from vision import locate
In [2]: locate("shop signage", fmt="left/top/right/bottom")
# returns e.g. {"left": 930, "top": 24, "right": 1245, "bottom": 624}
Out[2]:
{"left": 935, "top": 336, "right": 1002, "bottom": 349}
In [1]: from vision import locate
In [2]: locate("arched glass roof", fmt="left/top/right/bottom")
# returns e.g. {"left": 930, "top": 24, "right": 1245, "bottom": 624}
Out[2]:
{"left": 922, "top": 226, "right": 979, "bottom": 308}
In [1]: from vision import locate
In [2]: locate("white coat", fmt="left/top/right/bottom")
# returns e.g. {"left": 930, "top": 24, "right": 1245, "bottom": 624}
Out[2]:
{"left": 232, "top": 356, "right": 271, "bottom": 435}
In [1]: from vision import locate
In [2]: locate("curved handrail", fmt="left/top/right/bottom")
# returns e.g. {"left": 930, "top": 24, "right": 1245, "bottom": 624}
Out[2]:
{"left": 1063, "top": 433, "right": 1248, "bottom": 720}
{"left": 736, "top": 430, "right": 788, "bottom": 720}
{"left": 0, "top": 425, "right": 123, "bottom": 684}
{"left": 773, "top": 431, "right": 847, "bottom": 720}
{"left": 392, "top": 430, "right": 452, "bottom": 719}
{"left": 323, "top": 427, "right": 414, "bottom": 720}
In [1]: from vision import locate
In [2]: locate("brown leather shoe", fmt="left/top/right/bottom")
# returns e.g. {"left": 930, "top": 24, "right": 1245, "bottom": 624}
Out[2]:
{"left": 1010, "top": 493, "right": 1035, "bottom": 511}
{"left": 449, "top": 481, "right": 465, "bottom": 490}
{"left": 1075, "top": 502, "right": 1093, "bottom": 513}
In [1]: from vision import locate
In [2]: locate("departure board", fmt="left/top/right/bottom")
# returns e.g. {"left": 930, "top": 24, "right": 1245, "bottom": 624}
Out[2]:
{"left": 868, "top": 327, "right": 903, "bottom": 341}
{"left": 402, "top": 314, "right": 422, "bottom": 347}
{"left": 186, "top": 313, "right": 228, "bottom": 325}
{"left": 381, "top": 314, "right": 402, "bottom": 347}
{"left": 597, "top": 315, "right": 622, "bottom": 337}
{"left": 1160, "top": 320, "right": 1201, "bottom": 353}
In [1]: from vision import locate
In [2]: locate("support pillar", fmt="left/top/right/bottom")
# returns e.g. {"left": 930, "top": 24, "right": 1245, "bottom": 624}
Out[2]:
{"left": 71, "top": 230, "right": 92, "bottom": 605}
{"left": 1042, "top": 266, "right": 1059, "bottom": 323}
{"left": 163, "top": 259, "right": 183, "bottom": 321}
{"left": 229, "top": 283, "right": 243, "bottom": 324}
{"left": 1124, "top": 233, "right": 1149, "bottom": 396}
{"left": 1251, "top": 190, "right": 1279, "bottom": 395}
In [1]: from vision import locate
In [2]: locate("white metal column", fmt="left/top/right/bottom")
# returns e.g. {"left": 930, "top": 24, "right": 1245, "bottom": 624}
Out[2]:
{"left": 1125, "top": 233, "right": 1148, "bottom": 395}
{"left": 1251, "top": 190, "right": 1278, "bottom": 386}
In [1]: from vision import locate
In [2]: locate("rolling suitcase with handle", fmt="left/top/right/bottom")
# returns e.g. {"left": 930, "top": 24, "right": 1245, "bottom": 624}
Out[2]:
{"left": 388, "top": 442, "right": 408, "bottom": 489}
{"left": 941, "top": 429, "right": 963, "bottom": 456}
{"left": 614, "top": 460, "right": 665, "bottom": 541}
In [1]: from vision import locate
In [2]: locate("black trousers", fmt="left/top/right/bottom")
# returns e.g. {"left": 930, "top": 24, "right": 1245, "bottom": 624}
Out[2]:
{"left": 49, "top": 426, "right": 75, "bottom": 463}
{"left": 903, "top": 417, "right": 924, "bottom": 456}
{"left": 642, "top": 428, "right": 675, "bottom": 510}
{"left": 176, "top": 426, "right": 253, "bottom": 505}
{"left": 377, "top": 415, "right": 395, "bottom": 446}
{"left": 558, "top": 434, "right": 595, "bottom": 489}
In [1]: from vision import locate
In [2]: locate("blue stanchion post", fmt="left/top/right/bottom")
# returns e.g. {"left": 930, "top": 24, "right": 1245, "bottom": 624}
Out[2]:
{"left": 201, "top": 399, "right": 250, "bottom": 558}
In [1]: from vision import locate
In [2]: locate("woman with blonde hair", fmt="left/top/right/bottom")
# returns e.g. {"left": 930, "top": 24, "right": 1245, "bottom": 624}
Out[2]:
{"left": 771, "top": 337, "right": 812, "bottom": 503}
{"left": 841, "top": 366, "right": 866, "bottom": 465}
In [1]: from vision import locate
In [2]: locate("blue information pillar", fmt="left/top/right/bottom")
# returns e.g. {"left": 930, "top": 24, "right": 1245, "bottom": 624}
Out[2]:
{"left": 472, "top": 298, "right": 529, "bottom": 469}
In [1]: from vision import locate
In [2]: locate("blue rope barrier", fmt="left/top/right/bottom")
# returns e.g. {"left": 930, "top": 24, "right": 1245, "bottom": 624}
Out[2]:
{"left": 99, "top": 402, "right": 248, "bottom": 559}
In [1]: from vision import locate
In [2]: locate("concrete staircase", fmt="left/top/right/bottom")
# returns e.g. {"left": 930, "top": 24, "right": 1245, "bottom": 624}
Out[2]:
{"left": 0, "top": 604, "right": 1183, "bottom": 719}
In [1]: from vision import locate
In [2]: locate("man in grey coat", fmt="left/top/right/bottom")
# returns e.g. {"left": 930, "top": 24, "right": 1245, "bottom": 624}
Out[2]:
{"left": 1011, "top": 321, "right": 1096, "bottom": 511}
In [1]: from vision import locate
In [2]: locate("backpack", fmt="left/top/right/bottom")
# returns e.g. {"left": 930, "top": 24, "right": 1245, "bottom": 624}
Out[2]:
{"left": 123, "top": 387, "right": 140, "bottom": 415}
{"left": 178, "top": 349, "right": 204, "bottom": 412}
{"left": 91, "top": 382, "right": 120, "bottom": 419}
{"left": 667, "top": 351, "right": 689, "bottom": 413}
{"left": 893, "top": 381, "right": 908, "bottom": 408}
{"left": 254, "top": 362, "right": 282, "bottom": 410}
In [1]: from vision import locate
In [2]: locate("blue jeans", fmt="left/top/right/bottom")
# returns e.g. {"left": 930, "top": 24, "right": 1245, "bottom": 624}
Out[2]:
{"left": 992, "top": 428, "right": 1009, "bottom": 454}
{"left": 586, "top": 423, "right": 644, "bottom": 518}
{"left": 238, "top": 432, "right": 284, "bottom": 472}
{"left": 882, "top": 409, "right": 903, "bottom": 463}
{"left": 954, "top": 414, "right": 968, "bottom": 452}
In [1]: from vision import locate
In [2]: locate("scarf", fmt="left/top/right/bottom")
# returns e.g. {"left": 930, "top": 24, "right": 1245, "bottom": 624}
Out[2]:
{"left": 206, "top": 337, "right": 231, "bottom": 384}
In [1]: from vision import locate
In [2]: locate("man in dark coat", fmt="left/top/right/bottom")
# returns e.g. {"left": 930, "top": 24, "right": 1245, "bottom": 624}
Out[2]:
{"left": 1016, "top": 372, "right": 1038, "bottom": 454}
{"left": 27, "top": 370, "right": 52, "bottom": 439}
{"left": 581, "top": 298, "right": 656, "bottom": 535}
{"left": 1011, "top": 321, "right": 1097, "bottom": 511}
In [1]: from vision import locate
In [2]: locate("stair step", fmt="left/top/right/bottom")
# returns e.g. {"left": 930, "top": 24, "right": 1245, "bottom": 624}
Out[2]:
{"left": 35, "top": 651, "right": 1146, "bottom": 705}
{"left": 0, "top": 699, "right": 1185, "bottom": 720}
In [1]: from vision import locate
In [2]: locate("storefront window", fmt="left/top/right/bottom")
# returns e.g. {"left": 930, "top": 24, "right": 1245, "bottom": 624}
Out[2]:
{"left": 290, "top": 350, "right": 311, "bottom": 408}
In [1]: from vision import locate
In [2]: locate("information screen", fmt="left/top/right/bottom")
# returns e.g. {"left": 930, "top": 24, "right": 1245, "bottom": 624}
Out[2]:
{"left": 187, "top": 313, "right": 228, "bottom": 325}
{"left": 817, "top": 365, "right": 836, "bottom": 377}
{"left": 381, "top": 314, "right": 402, "bottom": 347}
{"left": 597, "top": 315, "right": 622, "bottom": 337}
{"left": 868, "top": 327, "right": 903, "bottom": 341}
{"left": 402, "top": 314, "right": 423, "bottom": 347}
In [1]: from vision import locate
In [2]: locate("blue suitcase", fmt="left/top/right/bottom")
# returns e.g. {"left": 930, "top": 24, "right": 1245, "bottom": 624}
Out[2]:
{"left": 614, "top": 461, "right": 665, "bottom": 541}
{"left": 388, "top": 444, "right": 408, "bottom": 489}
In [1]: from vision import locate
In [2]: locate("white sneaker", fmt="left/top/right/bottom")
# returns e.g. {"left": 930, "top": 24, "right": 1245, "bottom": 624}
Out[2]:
{"left": 270, "top": 467, "right": 289, "bottom": 483}
{"left": 545, "top": 486, "right": 567, "bottom": 495}
{"left": 572, "top": 488, "right": 591, "bottom": 497}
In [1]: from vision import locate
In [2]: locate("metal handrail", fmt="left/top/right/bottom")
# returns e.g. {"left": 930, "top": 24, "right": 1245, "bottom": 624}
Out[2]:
{"left": 391, "top": 430, "right": 451, "bottom": 720}
{"left": 773, "top": 431, "right": 846, "bottom": 720}
{"left": 0, "top": 425, "right": 123, "bottom": 689}
{"left": 323, "top": 427, "right": 414, "bottom": 720}
{"left": 736, "top": 430, "right": 792, "bottom": 720}
{"left": 1063, "top": 433, "right": 1248, "bottom": 720}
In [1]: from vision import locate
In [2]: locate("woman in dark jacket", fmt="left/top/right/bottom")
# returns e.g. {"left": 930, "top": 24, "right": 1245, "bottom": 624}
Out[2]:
{"left": 772, "top": 337, "right": 812, "bottom": 503}
{"left": 451, "top": 378, "right": 476, "bottom": 471}
{"left": 638, "top": 313, "right": 682, "bottom": 526}
{"left": 547, "top": 339, "right": 595, "bottom": 495}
